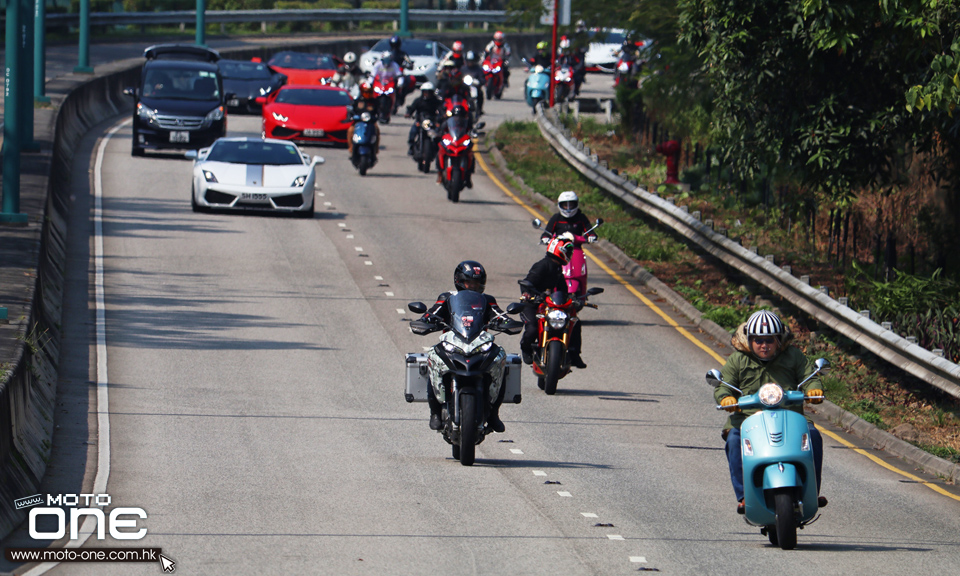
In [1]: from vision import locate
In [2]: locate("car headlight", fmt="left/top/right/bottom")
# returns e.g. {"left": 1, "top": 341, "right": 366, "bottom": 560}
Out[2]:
{"left": 292, "top": 175, "right": 307, "bottom": 187}
{"left": 202, "top": 170, "right": 218, "bottom": 183}
{"left": 204, "top": 106, "right": 225, "bottom": 124}
{"left": 260, "top": 86, "right": 273, "bottom": 95}
{"left": 546, "top": 309, "right": 569, "bottom": 330}
{"left": 136, "top": 103, "right": 158, "bottom": 124}
{"left": 272, "top": 111, "right": 288, "bottom": 123}
{"left": 758, "top": 383, "right": 784, "bottom": 407}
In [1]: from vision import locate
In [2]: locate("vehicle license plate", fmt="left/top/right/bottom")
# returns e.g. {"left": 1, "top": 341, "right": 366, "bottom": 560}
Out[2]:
{"left": 227, "top": 98, "right": 240, "bottom": 107}
{"left": 169, "top": 131, "right": 190, "bottom": 143}
{"left": 241, "top": 193, "right": 269, "bottom": 201}
{"left": 303, "top": 129, "right": 325, "bottom": 137}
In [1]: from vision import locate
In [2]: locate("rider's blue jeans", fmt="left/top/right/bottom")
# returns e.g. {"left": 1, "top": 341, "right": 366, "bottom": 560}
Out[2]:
{"left": 725, "top": 423, "right": 823, "bottom": 502}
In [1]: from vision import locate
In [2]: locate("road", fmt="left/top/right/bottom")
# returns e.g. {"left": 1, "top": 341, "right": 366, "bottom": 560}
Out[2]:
{"left": 2, "top": 69, "right": 960, "bottom": 575}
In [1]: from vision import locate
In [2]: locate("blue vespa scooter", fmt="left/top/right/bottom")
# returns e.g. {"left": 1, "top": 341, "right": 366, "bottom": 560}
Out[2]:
{"left": 524, "top": 64, "right": 551, "bottom": 112}
{"left": 706, "top": 358, "right": 829, "bottom": 549}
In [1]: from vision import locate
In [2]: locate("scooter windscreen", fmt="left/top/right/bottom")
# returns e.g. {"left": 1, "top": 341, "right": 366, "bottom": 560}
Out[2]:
{"left": 447, "top": 290, "right": 488, "bottom": 341}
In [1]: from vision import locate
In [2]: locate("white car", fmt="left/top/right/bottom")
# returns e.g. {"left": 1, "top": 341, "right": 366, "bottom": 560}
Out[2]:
{"left": 187, "top": 137, "right": 324, "bottom": 216}
{"left": 584, "top": 29, "right": 652, "bottom": 72}
{"left": 359, "top": 38, "right": 451, "bottom": 86}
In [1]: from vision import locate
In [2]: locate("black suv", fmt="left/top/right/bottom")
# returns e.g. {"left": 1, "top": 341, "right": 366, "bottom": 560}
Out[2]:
{"left": 123, "top": 45, "right": 230, "bottom": 156}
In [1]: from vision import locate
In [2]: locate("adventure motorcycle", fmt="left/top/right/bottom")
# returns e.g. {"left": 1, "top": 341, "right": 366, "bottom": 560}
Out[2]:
{"left": 519, "top": 283, "right": 603, "bottom": 395}
{"left": 533, "top": 217, "right": 604, "bottom": 299}
{"left": 437, "top": 116, "right": 483, "bottom": 203}
{"left": 406, "top": 294, "right": 524, "bottom": 466}
{"left": 350, "top": 111, "right": 378, "bottom": 176}
{"left": 706, "top": 359, "right": 830, "bottom": 550}
{"left": 482, "top": 53, "right": 505, "bottom": 100}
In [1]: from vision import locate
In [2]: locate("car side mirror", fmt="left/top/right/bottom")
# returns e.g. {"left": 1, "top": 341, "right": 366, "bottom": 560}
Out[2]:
{"left": 255, "top": 96, "right": 267, "bottom": 105}
{"left": 184, "top": 150, "right": 198, "bottom": 160}
{"left": 408, "top": 302, "right": 427, "bottom": 314}
{"left": 312, "top": 156, "right": 325, "bottom": 165}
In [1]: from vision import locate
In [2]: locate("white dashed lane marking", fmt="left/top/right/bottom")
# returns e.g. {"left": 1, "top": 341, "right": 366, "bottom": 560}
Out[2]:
{"left": 533, "top": 471, "right": 547, "bottom": 477}
{"left": 364, "top": 261, "right": 373, "bottom": 266}
{"left": 510, "top": 449, "right": 523, "bottom": 455}
{"left": 557, "top": 492, "right": 572, "bottom": 497}
{"left": 581, "top": 512, "right": 598, "bottom": 518}
{"left": 385, "top": 292, "right": 394, "bottom": 297}
{"left": 607, "top": 535, "right": 624, "bottom": 541}
{"left": 630, "top": 557, "right": 647, "bottom": 563}
{"left": 396, "top": 309, "right": 406, "bottom": 314}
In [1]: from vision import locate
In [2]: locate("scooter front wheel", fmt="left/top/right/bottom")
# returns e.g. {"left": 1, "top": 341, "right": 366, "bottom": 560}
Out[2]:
{"left": 773, "top": 490, "right": 798, "bottom": 550}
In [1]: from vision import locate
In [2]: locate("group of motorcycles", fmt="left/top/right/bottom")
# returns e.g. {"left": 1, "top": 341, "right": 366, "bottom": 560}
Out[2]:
{"left": 405, "top": 218, "right": 605, "bottom": 466}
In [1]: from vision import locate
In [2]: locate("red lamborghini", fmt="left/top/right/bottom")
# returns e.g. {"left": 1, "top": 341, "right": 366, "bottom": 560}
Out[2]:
{"left": 258, "top": 85, "right": 352, "bottom": 146}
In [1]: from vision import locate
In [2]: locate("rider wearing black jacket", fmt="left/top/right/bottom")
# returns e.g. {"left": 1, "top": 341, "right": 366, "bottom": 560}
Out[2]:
{"left": 414, "top": 261, "right": 509, "bottom": 433}
{"left": 405, "top": 82, "right": 443, "bottom": 155}
{"left": 518, "top": 236, "right": 586, "bottom": 369}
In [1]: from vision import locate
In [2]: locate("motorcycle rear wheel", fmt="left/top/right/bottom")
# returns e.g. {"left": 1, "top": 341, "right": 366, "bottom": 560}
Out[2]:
{"left": 459, "top": 394, "right": 478, "bottom": 466}
{"left": 773, "top": 490, "right": 798, "bottom": 550}
{"left": 544, "top": 340, "right": 564, "bottom": 395}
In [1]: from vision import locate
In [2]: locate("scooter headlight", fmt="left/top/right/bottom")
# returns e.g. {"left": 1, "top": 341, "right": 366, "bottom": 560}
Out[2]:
{"left": 743, "top": 438, "right": 754, "bottom": 456}
{"left": 546, "top": 309, "right": 569, "bottom": 330}
{"left": 758, "top": 383, "right": 784, "bottom": 407}
{"left": 360, "top": 112, "right": 372, "bottom": 123}
{"left": 800, "top": 433, "right": 811, "bottom": 451}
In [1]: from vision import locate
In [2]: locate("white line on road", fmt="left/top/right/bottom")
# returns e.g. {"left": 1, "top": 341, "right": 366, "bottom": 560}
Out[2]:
{"left": 607, "top": 535, "right": 625, "bottom": 541}
{"left": 533, "top": 470, "right": 547, "bottom": 476}
{"left": 581, "top": 512, "right": 598, "bottom": 518}
{"left": 558, "top": 491, "right": 572, "bottom": 497}
{"left": 630, "top": 557, "right": 647, "bottom": 563}
{"left": 510, "top": 448, "right": 523, "bottom": 454}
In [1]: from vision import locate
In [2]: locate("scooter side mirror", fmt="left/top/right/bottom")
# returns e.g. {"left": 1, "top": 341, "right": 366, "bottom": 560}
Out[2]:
{"left": 532, "top": 218, "right": 542, "bottom": 229}
{"left": 586, "top": 287, "right": 604, "bottom": 296}
{"left": 408, "top": 302, "right": 427, "bottom": 314}
{"left": 505, "top": 302, "right": 524, "bottom": 315}
{"left": 814, "top": 358, "right": 831, "bottom": 373}
{"left": 595, "top": 218, "right": 604, "bottom": 226}
{"left": 705, "top": 369, "right": 723, "bottom": 388}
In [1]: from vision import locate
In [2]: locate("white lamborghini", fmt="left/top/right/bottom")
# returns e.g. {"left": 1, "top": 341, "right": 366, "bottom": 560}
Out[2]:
{"left": 187, "top": 137, "right": 324, "bottom": 216}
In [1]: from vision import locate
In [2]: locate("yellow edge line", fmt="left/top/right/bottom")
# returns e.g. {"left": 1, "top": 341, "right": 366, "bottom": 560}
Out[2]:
{"left": 477, "top": 148, "right": 960, "bottom": 503}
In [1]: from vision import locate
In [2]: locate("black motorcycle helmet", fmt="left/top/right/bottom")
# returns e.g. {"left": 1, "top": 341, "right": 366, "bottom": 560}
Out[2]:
{"left": 454, "top": 261, "right": 487, "bottom": 293}
{"left": 390, "top": 35, "right": 402, "bottom": 50}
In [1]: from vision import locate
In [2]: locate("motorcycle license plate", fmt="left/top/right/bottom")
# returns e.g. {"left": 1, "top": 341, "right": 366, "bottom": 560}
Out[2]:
{"left": 169, "top": 131, "right": 190, "bottom": 143}
{"left": 240, "top": 193, "right": 269, "bottom": 202}
{"left": 303, "top": 129, "right": 325, "bottom": 137}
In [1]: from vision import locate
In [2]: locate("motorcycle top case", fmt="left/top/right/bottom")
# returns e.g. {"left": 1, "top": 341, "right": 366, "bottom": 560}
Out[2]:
{"left": 502, "top": 354, "right": 522, "bottom": 404}
{"left": 405, "top": 353, "right": 430, "bottom": 402}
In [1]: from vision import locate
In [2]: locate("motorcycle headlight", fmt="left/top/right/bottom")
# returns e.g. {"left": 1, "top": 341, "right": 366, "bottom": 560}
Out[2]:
{"left": 136, "top": 103, "right": 158, "bottom": 124}
{"left": 374, "top": 86, "right": 383, "bottom": 94}
{"left": 442, "top": 341, "right": 464, "bottom": 355}
{"left": 204, "top": 106, "right": 225, "bottom": 125}
{"left": 464, "top": 75, "right": 474, "bottom": 86}
{"left": 478, "top": 341, "right": 493, "bottom": 354}
{"left": 546, "top": 309, "right": 569, "bottom": 330}
{"left": 422, "top": 119, "right": 432, "bottom": 130}
{"left": 463, "top": 138, "right": 471, "bottom": 148}
{"left": 442, "top": 136, "right": 453, "bottom": 145}
{"left": 360, "top": 112, "right": 372, "bottom": 122}
{"left": 743, "top": 438, "right": 754, "bottom": 456}
{"left": 291, "top": 175, "right": 307, "bottom": 187}
{"left": 483, "top": 64, "right": 490, "bottom": 72}
{"left": 202, "top": 170, "right": 218, "bottom": 183}
{"left": 272, "top": 111, "right": 288, "bottom": 123}
{"left": 758, "top": 383, "right": 784, "bottom": 407}
{"left": 493, "top": 66, "right": 501, "bottom": 73}
{"left": 618, "top": 63, "right": 630, "bottom": 73}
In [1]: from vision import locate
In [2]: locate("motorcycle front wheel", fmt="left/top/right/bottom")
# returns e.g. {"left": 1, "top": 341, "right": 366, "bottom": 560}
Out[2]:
{"left": 544, "top": 340, "right": 564, "bottom": 395}
{"left": 448, "top": 170, "right": 462, "bottom": 203}
{"left": 773, "top": 490, "right": 798, "bottom": 550}
{"left": 459, "top": 394, "right": 478, "bottom": 466}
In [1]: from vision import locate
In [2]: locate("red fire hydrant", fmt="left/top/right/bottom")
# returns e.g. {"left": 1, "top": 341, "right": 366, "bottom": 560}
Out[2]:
{"left": 656, "top": 140, "right": 681, "bottom": 184}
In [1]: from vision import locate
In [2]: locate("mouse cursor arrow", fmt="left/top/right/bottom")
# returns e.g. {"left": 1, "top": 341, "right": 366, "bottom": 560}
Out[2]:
{"left": 159, "top": 554, "right": 176, "bottom": 573}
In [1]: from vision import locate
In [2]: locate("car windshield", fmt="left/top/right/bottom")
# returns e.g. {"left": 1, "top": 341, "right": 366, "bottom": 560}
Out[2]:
{"left": 206, "top": 140, "right": 304, "bottom": 165}
{"left": 370, "top": 39, "right": 437, "bottom": 57}
{"left": 143, "top": 68, "right": 220, "bottom": 100}
{"left": 275, "top": 88, "right": 351, "bottom": 107}
{"left": 268, "top": 52, "right": 337, "bottom": 70}
{"left": 219, "top": 61, "right": 272, "bottom": 80}
{"left": 589, "top": 30, "right": 626, "bottom": 44}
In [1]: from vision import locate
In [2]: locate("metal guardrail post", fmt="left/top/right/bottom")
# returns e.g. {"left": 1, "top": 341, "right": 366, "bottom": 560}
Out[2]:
{"left": 2, "top": 0, "right": 28, "bottom": 226}
{"left": 19, "top": 0, "right": 39, "bottom": 151}
{"left": 196, "top": 0, "right": 206, "bottom": 46}
{"left": 74, "top": 0, "right": 93, "bottom": 73}
{"left": 34, "top": 0, "right": 50, "bottom": 103}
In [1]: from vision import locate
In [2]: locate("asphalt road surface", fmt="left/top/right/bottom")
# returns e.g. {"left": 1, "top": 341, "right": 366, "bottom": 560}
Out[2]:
{"left": 3, "top": 70, "right": 960, "bottom": 575}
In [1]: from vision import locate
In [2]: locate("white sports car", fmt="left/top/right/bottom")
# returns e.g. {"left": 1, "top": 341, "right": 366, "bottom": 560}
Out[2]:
{"left": 187, "top": 137, "right": 324, "bottom": 216}
{"left": 359, "top": 38, "right": 451, "bottom": 86}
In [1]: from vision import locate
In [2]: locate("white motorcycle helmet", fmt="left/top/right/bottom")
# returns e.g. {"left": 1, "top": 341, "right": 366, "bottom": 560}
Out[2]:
{"left": 558, "top": 190, "right": 580, "bottom": 218}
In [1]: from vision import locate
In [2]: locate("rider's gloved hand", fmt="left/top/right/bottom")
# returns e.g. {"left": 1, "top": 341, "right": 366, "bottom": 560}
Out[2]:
{"left": 720, "top": 396, "right": 740, "bottom": 413}
{"left": 806, "top": 389, "right": 824, "bottom": 404}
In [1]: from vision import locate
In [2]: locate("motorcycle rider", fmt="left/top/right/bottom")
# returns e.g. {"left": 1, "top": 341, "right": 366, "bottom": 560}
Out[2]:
{"left": 386, "top": 35, "right": 416, "bottom": 107}
{"left": 372, "top": 51, "right": 402, "bottom": 87}
{"left": 715, "top": 310, "right": 827, "bottom": 515}
{"left": 347, "top": 81, "right": 380, "bottom": 156}
{"left": 529, "top": 40, "right": 553, "bottom": 69}
{"left": 539, "top": 191, "right": 598, "bottom": 245}
{"left": 559, "top": 36, "right": 587, "bottom": 96}
{"left": 405, "top": 82, "right": 443, "bottom": 156}
{"left": 518, "top": 236, "right": 587, "bottom": 369}
{"left": 413, "top": 261, "right": 510, "bottom": 433}
{"left": 330, "top": 51, "right": 360, "bottom": 91}
{"left": 483, "top": 30, "right": 512, "bottom": 87}
{"left": 462, "top": 50, "right": 486, "bottom": 114}
{"left": 438, "top": 40, "right": 465, "bottom": 75}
